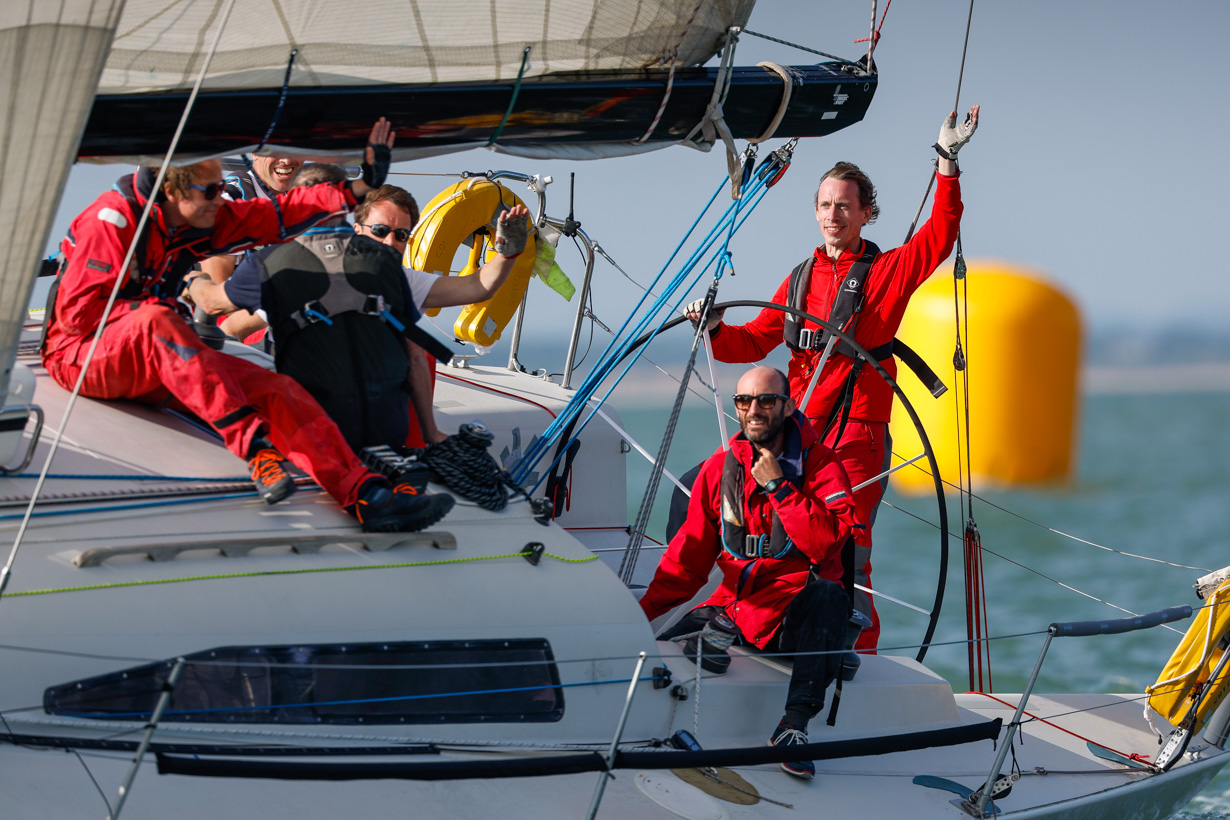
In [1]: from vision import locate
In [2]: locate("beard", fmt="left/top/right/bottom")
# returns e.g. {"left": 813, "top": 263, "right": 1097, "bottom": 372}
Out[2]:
{"left": 741, "top": 410, "right": 785, "bottom": 444}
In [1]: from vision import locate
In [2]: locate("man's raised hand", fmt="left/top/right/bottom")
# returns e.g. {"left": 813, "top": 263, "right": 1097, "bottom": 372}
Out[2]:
{"left": 361, "top": 117, "right": 395, "bottom": 190}
{"left": 933, "top": 104, "right": 980, "bottom": 161}
{"left": 494, "top": 204, "right": 530, "bottom": 258}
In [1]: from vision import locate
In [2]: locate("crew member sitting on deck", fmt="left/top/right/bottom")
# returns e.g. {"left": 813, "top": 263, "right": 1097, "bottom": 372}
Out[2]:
{"left": 186, "top": 174, "right": 530, "bottom": 453}
{"left": 43, "top": 119, "right": 453, "bottom": 533}
{"left": 639, "top": 365, "right": 863, "bottom": 780}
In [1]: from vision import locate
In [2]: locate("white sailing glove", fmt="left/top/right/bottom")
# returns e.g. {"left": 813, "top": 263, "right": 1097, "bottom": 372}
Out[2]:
{"left": 493, "top": 207, "right": 529, "bottom": 258}
{"left": 685, "top": 297, "right": 725, "bottom": 329}
{"left": 933, "top": 108, "right": 979, "bottom": 161}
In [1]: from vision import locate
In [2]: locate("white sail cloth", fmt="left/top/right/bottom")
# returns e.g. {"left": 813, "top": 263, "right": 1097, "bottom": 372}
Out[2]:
{"left": 100, "top": 0, "right": 754, "bottom": 92}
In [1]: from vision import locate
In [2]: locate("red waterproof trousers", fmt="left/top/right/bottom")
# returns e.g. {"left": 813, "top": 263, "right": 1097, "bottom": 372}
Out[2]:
{"left": 44, "top": 303, "right": 373, "bottom": 508}
{"left": 820, "top": 420, "right": 889, "bottom": 652}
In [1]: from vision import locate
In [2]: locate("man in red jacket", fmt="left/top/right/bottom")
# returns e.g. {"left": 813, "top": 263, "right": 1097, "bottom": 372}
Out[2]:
{"left": 640, "top": 366, "right": 863, "bottom": 779}
{"left": 42, "top": 120, "right": 452, "bottom": 533}
{"left": 685, "top": 106, "right": 980, "bottom": 650}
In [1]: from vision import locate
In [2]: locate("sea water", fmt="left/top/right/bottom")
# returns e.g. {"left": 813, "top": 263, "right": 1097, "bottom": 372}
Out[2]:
{"left": 611, "top": 388, "right": 1230, "bottom": 817}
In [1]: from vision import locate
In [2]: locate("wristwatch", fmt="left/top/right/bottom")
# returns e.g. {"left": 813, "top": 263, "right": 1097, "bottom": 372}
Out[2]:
{"left": 763, "top": 477, "right": 785, "bottom": 494}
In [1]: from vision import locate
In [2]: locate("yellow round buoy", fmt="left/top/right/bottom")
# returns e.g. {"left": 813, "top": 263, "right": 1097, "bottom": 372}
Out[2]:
{"left": 888, "top": 261, "right": 1082, "bottom": 494}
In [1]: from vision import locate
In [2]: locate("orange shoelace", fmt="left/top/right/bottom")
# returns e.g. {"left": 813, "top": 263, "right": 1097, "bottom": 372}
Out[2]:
{"left": 250, "top": 450, "right": 289, "bottom": 482}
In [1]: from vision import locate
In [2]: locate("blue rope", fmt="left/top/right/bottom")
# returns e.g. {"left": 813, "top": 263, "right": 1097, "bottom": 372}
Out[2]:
{"left": 514, "top": 177, "right": 737, "bottom": 477}
{"left": 512, "top": 161, "right": 783, "bottom": 486}
{"left": 63, "top": 674, "right": 664, "bottom": 720}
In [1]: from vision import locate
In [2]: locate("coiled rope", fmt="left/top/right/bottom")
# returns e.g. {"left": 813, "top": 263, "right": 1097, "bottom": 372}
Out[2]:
{"left": 421, "top": 428, "right": 520, "bottom": 512}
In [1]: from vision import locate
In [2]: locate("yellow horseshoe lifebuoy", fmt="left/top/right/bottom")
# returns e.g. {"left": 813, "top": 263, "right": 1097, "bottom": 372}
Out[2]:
{"left": 406, "top": 179, "right": 537, "bottom": 347}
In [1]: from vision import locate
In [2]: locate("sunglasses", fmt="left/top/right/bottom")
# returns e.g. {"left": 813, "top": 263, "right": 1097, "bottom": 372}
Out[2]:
{"left": 359, "top": 222, "right": 411, "bottom": 243}
{"left": 189, "top": 182, "right": 224, "bottom": 201}
{"left": 732, "top": 393, "right": 790, "bottom": 411}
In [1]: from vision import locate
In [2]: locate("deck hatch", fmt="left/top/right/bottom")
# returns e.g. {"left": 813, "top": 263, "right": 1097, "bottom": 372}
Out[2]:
{"left": 45, "top": 639, "right": 564, "bottom": 725}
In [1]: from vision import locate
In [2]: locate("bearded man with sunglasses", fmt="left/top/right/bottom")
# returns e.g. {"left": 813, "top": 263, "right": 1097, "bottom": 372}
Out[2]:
{"left": 640, "top": 366, "right": 863, "bottom": 780}
{"left": 41, "top": 120, "right": 456, "bottom": 533}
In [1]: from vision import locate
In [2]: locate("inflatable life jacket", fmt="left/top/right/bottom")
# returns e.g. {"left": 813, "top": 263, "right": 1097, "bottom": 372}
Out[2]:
{"left": 719, "top": 446, "right": 796, "bottom": 560}
{"left": 406, "top": 179, "right": 537, "bottom": 347}
{"left": 781, "top": 244, "right": 945, "bottom": 437}
{"left": 262, "top": 231, "right": 448, "bottom": 451}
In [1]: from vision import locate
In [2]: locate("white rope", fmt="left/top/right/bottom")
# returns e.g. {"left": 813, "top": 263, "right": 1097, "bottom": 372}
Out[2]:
{"left": 747, "top": 62, "right": 795, "bottom": 144}
{"left": 0, "top": 0, "right": 239, "bottom": 604}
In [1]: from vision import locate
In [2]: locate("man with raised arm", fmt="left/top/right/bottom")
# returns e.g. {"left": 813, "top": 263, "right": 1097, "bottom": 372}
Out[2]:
{"left": 640, "top": 365, "right": 863, "bottom": 780}
{"left": 684, "top": 106, "right": 980, "bottom": 650}
{"left": 42, "top": 120, "right": 453, "bottom": 533}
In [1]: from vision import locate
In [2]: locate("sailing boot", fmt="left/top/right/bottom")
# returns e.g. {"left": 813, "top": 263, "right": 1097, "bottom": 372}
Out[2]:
{"left": 248, "top": 437, "right": 297, "bottom": 504}
{"left": 356, "top": 482, "right": 454, "bottom": 533}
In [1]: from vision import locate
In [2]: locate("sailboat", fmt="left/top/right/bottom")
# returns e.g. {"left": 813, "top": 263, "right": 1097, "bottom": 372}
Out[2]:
{"left": 2, "top": 2, "right": 1228, "bottom": 818}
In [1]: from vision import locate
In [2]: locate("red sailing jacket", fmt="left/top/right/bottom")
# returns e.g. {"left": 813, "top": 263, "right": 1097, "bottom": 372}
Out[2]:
{"left": 44, "top": 172, "right": 357, "bottom": 357}
{"left": 709, "top": 172, "right": 963, "bottom": 425}
{"left": 639, "top": 414, "right": 862, "bottom": 648}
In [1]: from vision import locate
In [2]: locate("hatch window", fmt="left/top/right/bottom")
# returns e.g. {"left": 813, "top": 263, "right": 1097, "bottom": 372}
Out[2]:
{"left": 45, "top": 639, "right": 563, "bottom": 725}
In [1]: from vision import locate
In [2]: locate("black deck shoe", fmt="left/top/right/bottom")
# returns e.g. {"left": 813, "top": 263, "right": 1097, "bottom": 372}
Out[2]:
{"left": 769, "top": 721, "right": 816, "bottom": 780}
{"left": 356, "top": 483, "right": 454, "bottom": 533}
{"left": 248, "top": 442, "right": 297, "bottom": 504}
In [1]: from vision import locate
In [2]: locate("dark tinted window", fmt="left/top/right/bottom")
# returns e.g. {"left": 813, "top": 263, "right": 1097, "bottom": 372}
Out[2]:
{"left": 45, "top": 639, "right": 563, "bottom": 724}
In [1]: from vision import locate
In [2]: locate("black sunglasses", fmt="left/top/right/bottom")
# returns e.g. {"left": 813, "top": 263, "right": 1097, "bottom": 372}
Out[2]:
{"left": 189, "top": 182, "right": 224, "bottom": 201}
{"left": 359, "top": 222, "right": 411, "bottom": 243}
{"left": 732, "top": 393, "right": 790, "bottom": 411}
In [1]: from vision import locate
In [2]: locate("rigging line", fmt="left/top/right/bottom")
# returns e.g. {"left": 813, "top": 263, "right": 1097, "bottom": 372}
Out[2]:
{"left": 954, "top": 0, "right": 976, "bottom": 113}
{"left": 253, "top": 48, "right": 298, "bottom": 153}
{"left": 879, "top": 497, "right": 1189, "bottom": 634}
{"left": 0, "top": 0, "right": 240, "bottom": 604}
{"left": 620, "top": 282, "right": 719, "bottom": 584}
{"left": 633, "top": 0, "right": 702, "bottom": 145}
{"left": 517, "top": 176, "right": 768, "bottom": 483}
{"left": 587, "top": 242, "right": 732, "bottom": 405}
{"left": 890, "top": 453, "right": 1211, "bottom": 573}
{"left": 0, "top": 492, "right": 259, "bottom": 522}
{"left": 740, "top": 29, "right": 864, "bottom": 67}
{"left": 904, "top": 4, "right": 977, "bottom": 242}
{"left": 969, "top": 691, "right": 1149, "bottom": 763}
{"left": 486, "top": 46, "right": 532, "bottom": 146}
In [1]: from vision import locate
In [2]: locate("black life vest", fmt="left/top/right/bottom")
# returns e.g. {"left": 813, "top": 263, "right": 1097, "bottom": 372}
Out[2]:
{"left": 719, "top": 445, "right": 795, "bottom": 560}
{"left": 717, "top": 424, "right": 821, "bottom": 561}
{"left": 261, "top": 232, "right": 430, "bottom": 451}
{"left": 783, "top": 241, "right": 882, "bottom": 360}
{"left": 780, "top": 244, "right": 946, "bottom": 439}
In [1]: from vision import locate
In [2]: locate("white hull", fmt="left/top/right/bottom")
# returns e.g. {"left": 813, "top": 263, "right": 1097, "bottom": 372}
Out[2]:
{"left": 1, "top": 340, "right": 1224, "bottom": 819}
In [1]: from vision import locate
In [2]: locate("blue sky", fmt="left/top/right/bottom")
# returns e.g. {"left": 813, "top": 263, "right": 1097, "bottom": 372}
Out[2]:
{"left": 50, "top": 0, "right": 1229, "bottom": 348}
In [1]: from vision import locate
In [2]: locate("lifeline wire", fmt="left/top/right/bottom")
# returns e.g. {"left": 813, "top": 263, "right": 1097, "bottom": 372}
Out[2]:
{"left": 0, "top": 0, "right": 239, "bottom": 604}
